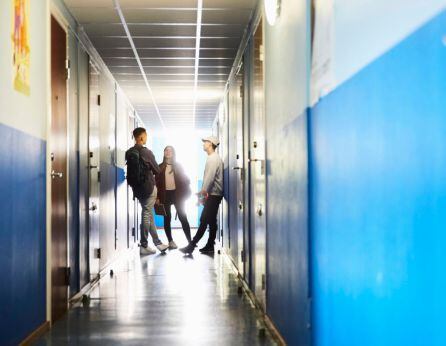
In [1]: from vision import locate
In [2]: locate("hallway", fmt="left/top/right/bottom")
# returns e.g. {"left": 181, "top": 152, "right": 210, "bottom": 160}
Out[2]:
{"left": 36, "top": 237, "right": 275, "bottom": 345}
{"left": 3, "top": 0, "right": 446, "bottom": 344}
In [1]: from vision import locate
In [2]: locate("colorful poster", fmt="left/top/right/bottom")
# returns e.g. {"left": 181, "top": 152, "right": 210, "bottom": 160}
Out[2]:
{"left": 12, "top": 0, "right": 30, "bottom": 96}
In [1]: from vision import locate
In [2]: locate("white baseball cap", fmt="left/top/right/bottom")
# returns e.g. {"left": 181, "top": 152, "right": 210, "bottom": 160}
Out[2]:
{"left": 202, "top": 135, "right": 220, "bottom": 146}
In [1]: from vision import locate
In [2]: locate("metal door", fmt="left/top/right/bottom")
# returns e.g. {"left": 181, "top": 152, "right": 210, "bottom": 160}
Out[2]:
{"left": 228, "top": 76, "right": 239, "bottom": 263}
{"left": 229, "top": 64, "right": 246, "bottom": 276}
{"left": 88, "top": 61, "right": 100, "bottom": 281}
{"left": 50, "top": 16, "right": 68, "bottom": 322}
{"left": 249, "top": 20, "right": 267, "bottom": 309}
{"left": 127, "top": 113, "right": 136, "bottom": 246}
{"left": 78, "top": 46, "right": 90, "bottom": 288}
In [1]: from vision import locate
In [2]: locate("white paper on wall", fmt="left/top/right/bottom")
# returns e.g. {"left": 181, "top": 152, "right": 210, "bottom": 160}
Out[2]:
{"left": 311, "top": 0, "right": 335, "bottom": 106}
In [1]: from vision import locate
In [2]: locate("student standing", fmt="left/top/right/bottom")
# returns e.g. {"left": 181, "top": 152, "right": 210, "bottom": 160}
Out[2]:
{"left": 156, "top": 146, "right": 192, "bottom": 249}
{"left": 125, "top": 127, "right": 169, "bottom": 255}
{"left": 180, "top": 136, "right": 223, "bottom": 254}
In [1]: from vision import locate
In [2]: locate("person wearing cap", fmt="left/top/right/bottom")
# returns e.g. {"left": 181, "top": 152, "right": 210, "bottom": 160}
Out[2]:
{"left": 180, "top": 135, "right": 224, "bottom": 254}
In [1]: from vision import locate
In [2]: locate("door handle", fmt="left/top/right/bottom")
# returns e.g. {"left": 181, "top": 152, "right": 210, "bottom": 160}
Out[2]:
{"left": 232, "top": 166, "right": 242, "bottom": 170}
{"left": 256, "top": 203, "right": 263, "bottom": 216}
{"left": 248, "top": 158, "right": 263, "bottom": 162}
{"left": 51, "top": 170, "right": 63, "bottom": 179}
{"left": 89, "top": 165, "right": 98, "bottom": 169}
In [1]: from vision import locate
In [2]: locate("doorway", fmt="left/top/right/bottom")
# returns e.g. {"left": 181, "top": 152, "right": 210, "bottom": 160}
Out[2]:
{"left": 50, "top": 16, "right": 68, "bottom": 322}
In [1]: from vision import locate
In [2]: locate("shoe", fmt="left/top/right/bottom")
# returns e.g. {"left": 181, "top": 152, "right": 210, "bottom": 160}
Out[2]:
{"left": 156, "top": 243, "right": 169, "bottom": 252}
{"left": 140, "top": 246, "right": 156, "bottom": 256}
{"left": 199, "top": 244, "right": 214, "bottom": 253}
{"left": 168, "top": 240, "right": 178, "bottom": 249}
{"left": 179, "top": 243, "right": 196, "bottom": 254}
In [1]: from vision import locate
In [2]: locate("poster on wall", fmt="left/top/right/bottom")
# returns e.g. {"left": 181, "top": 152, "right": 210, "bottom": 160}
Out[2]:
{"left": 310, "top": 0, "right": 334, "bottom": 105}
{"left": 12, "top": 0, "right": 30, "bottom": 96}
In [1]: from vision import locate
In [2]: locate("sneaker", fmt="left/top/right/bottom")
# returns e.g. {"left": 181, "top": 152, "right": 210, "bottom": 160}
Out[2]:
{"left": 156, "top": 243, "right": 169, "bottom": 252}
{"left": 199, "top": 244, "right": 214, "bottom": 253}
{"left": 140, "top": 246, "right": 156, "bottom": 256}
{"left": 168, "top": 240, "right": 178, "bottom": 249}
{"left": 179, "top": 243, "right": 196, "bottom": 254}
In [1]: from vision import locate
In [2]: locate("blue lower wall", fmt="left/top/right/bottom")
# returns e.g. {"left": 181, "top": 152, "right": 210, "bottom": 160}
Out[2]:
{"left": 266, "top": 112, "right": 310, "bottom": 345}
{"left": 310, "top": 10, "right": 446, "bottom": 346}
{"left": 0, "top": 123, "right": 47, "bottom": 345}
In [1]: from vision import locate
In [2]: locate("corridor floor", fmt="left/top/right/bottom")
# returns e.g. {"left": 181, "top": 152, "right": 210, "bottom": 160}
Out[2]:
{"left": 36, "top": 236, "right": 275, "bottom": 345}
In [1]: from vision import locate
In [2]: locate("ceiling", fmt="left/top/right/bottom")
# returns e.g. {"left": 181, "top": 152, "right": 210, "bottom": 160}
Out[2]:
{"left": 64, "top": 0, "right": 257, "bottom": 130}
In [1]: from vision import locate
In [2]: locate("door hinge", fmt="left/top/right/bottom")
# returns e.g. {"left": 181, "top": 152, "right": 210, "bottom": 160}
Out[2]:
{"left": 239, "top": 84, "right": 244, "bottom": 98}
{"left": 65, "top": 267, "right": 71, "bottom": 286}
{"left": 241, "top": 250, "right": 246, "bottom": 263}
{"left": 261, "top": 274, "right": 266, "bottom": 290}
{"left": 240, "top": 169, "right": 245, "bottom": 181}
{"left": 97, "top": 94, "right": 101, "bottom": 106}
{"left": 132, "top": 227, "right": 135, "bottom": 237}
{"left": 65, "top": 59, "right": 71, "bottom": 80}
{"left": 97, "top": 171, "right": 101, "bottom": 182}
{"left": 95, "top": 248, "right": 101, "bottom": 259}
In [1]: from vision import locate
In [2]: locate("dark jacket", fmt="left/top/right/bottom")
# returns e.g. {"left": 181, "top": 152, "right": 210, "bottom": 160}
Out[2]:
{"left": 130, "top": 144, "right": 160, "bottom": 200}
{"left": 156, "top": 162, "right": 191, "bottom": 204}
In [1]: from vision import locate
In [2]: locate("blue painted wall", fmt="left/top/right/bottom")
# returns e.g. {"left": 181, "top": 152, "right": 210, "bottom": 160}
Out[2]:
{"left": 310, "top": 10, "right": 446, "bottom": 346}
{"left": 0, "top": 124, "right": 46, "bottom": 345}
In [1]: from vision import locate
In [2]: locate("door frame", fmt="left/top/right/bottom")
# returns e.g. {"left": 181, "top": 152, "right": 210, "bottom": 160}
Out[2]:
{"left": 47, "top": 7, "right": 69, "bottom": 324}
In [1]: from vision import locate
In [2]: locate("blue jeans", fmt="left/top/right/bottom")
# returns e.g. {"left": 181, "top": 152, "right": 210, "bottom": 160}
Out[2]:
{"left": 139, "top": 186, "right": 161, "bottom": 247}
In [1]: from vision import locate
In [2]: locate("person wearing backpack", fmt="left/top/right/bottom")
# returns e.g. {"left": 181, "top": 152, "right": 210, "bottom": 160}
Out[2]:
{"left": 125, "top": 127, "right": 169, "bottom": 255}
{"left": 155, "top": 146, "right": 192, "bottom": 249}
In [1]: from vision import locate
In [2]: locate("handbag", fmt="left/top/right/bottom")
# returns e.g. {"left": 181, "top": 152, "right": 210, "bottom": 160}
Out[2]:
{"left": 154, "top": 203, "right": 167, "bottom": 216}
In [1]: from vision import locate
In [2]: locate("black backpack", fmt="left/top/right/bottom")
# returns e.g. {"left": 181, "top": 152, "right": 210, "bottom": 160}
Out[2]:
{"left": 125, "top": 147, "right": 148, "bottom": 187}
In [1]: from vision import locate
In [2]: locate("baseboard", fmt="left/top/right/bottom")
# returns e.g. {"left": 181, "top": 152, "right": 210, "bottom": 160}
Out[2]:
{"left": 69, "top": 246, "right": 137, "bottom": 307}
{"left": 220, "top": 248, "right": 287, "bottom": 346}
{"left": 19, "top": 321, "right": 50, "bottom": 346}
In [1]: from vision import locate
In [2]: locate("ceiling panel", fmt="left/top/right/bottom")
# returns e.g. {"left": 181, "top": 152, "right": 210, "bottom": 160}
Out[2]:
{"left": 65, "top": 0, "right": 256, "bottom": 130}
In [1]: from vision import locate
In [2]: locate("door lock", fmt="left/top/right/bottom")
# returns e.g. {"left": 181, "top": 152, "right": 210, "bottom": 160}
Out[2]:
{"left": 256, "top": 203, "right": 263, "bottom": 216}
{"left": 51, "top": 170, "right": 63, "bottom": 179}
{"left": 89, "top": 203, "right": 98, "bottom": 211}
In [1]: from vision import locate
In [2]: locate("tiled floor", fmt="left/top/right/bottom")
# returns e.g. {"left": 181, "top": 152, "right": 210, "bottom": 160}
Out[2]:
{"left": 36, "top": 234, "right": 275, "bottom": 345}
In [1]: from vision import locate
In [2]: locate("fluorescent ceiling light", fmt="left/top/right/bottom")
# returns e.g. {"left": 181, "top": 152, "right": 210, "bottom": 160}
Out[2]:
{"left": 192, "top": 0, "right": 203, "bottom": 128}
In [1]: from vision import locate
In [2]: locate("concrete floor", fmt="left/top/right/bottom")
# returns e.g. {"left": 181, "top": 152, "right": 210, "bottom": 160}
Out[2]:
{"left": 36, "top": 235, "right": 276, "bottom": 345}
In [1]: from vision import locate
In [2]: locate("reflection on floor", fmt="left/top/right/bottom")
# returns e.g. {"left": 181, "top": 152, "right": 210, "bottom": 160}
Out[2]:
{"left": 36, "top": 233, "right": 276, "bottom": 345}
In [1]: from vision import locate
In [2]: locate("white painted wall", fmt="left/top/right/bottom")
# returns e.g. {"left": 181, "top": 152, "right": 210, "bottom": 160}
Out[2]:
{"left": 333, "top": 0, "right": 446, "bottom": 87}
{"left": 0, "top": 0, "right": 48, "bottom": 140}
{"left": 265, "top": 0, "right": 310, "bottom": 120}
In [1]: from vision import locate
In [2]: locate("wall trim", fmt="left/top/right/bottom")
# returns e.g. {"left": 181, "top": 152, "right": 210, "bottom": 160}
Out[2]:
{"left": 69, "top": 246, "right": 137, "bottom": 307}
{"left": 19, "top": 321, "right": 50, "bottom": 346}
{"left": 221, "top": 248, "right": 287, "bottom": 346}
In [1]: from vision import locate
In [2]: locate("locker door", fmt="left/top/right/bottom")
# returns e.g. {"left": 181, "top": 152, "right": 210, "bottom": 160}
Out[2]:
{"left": 88, "top": 61, "right": 100, "bottom": 281}
{"left": 249, "top": 19, "right": 267, "bottom": 310}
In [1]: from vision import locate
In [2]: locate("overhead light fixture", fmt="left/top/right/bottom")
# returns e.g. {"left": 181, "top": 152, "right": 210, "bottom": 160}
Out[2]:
{"left": 264, "top": 0, "right": 281, "bottom": 26}
{"left": 192, "top": 0, "right": 203, "bottom": 129}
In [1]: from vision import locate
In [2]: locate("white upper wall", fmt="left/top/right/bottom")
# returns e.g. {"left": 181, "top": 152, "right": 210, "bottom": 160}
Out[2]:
{"left": 333, "top": 0, "right": 446, "bottom": 87}
{"left": 0, "top": 0, "right": 48, "bottom": 140}
{"left": 264, "top": 0, "right": 310, "bottom": 124}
